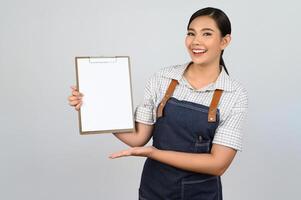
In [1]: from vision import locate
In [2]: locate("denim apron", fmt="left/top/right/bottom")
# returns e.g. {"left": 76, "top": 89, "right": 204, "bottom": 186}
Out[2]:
{"left": 139, "top": 79, "right": 223, "bottom": 200}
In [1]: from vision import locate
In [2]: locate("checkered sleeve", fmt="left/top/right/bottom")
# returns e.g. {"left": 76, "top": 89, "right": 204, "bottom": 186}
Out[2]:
{"left": 134, "top": 74, "right": 157, "bottom": 125}
{"left": 213, "top": 87, "right": 248, "bottom": 151}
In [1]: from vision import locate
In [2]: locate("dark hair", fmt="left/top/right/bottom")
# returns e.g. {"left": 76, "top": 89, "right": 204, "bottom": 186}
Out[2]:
{"left": 187, "top": 7, "right": 231, "bottom": 75}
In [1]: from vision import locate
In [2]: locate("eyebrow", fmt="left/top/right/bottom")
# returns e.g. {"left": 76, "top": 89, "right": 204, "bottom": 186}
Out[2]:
{"left": 188, "top": 28, "right": 215, "bottom": 32}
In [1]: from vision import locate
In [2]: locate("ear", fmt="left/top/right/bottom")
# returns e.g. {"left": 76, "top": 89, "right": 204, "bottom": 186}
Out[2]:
{"left": 220, "top": 34, "right": 231, "bottom": 50}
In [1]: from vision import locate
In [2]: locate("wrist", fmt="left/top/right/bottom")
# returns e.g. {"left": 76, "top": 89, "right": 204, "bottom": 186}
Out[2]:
{"left": 149, "top": 146, "right": 159, "bottom": 158}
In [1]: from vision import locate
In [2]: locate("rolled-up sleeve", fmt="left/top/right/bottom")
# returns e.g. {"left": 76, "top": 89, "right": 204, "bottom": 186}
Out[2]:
{"left": 134, "top": 74, "right": 157, "bottom": 125}
{"left": 213, "top": 87, "right": 248, "bottom": 151}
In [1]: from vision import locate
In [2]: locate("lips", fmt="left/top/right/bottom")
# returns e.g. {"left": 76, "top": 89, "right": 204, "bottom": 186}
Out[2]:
{"left": 192, "top": 48, "right": 207, "bottom": 54}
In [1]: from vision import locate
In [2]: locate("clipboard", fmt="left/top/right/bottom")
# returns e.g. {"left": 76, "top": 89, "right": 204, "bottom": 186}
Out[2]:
{"left": 75, "top": 56, "right": 135, "bottom": 135}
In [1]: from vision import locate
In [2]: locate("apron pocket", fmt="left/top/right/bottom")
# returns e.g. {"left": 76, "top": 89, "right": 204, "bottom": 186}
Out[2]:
{"left": 194, "top": 138, "right": 210, "bottom": 153}
{"left": 181, "top": 176, "right": 219, "bottom": 200}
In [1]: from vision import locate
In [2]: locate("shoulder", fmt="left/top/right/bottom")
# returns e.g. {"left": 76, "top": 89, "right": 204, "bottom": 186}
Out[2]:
{"left": 217, "top": 71, "right": 248, "bottom": 119}
{"left": 229, "top": 76, "right": 248, "bottom": 96}
{"left": 229, "top": 77, "right": 248, "bottom": 100}
{"left": 221, "top": 75, "right": 248, "bottom": 112}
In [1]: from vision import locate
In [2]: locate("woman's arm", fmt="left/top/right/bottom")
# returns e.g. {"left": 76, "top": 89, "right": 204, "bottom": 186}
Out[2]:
{"left": 109, "top": 144, "right": 236, "bottom": 176}
{"left": 113, "top": 122, "right": 154, "bottom": 147}
{"left": 149, "top": 144, "right": 236, "bottom": 176}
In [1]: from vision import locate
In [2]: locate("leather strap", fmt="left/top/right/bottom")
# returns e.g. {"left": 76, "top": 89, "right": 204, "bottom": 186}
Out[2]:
{"left": 157, "top": 79, "right": 178, "bottom": 118}
{"left": 156, "top": 79, "right": 223, "bottom": 122}
{"left": 208, "top": 89, "right": 223, "bottom": 122}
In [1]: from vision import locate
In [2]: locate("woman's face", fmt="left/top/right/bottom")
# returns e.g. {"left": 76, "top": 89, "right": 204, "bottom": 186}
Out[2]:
{"left": 185, "top": 16, "right": 230, "bottom": 66}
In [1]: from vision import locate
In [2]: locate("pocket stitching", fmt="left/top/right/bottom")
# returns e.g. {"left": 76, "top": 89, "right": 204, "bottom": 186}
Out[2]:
{"left": 181, "top": 176, "right": 218, "bottom": 200}
{"left": 182, "top": 176, "right": 217, "bottom": 185}
{"left": 194, "top": 140, "right": 211, "bottom": 152}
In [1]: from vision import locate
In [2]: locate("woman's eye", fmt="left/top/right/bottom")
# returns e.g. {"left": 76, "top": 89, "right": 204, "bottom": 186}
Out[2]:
{"left": 203, "top": 32, "right": 212, "bottom": 36}
{"left": 187, "top": 32, "right": 194, "bottom": 36}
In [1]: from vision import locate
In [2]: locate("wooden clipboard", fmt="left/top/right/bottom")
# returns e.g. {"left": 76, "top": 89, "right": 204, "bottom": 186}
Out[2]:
{"left": 75, "top": 56, "right": 135, "bottom": 135}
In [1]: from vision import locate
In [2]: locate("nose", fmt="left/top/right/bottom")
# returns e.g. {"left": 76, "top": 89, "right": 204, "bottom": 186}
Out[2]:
{"left": 192, "top": 35, "right": 202, "bottom": 45}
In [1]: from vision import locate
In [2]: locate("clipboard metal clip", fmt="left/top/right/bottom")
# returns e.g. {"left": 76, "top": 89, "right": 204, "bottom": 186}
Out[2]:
{"left": 89, "top": 57, "right": 117, "bottom": 63}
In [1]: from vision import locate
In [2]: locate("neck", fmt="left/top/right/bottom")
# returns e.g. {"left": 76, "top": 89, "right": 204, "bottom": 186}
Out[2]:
{"left": 184, "top": 61, "right": 221, "bottom": 83}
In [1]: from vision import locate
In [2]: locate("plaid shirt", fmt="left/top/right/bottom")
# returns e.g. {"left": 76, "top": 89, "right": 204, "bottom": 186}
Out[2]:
{"left": 134, "top": 62, "right": 248, "bottom": 151}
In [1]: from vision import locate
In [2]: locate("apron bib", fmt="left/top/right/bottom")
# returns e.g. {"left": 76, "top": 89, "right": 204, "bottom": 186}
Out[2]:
{"left": 139, "top": 79, "right": 223, "bottom": 200}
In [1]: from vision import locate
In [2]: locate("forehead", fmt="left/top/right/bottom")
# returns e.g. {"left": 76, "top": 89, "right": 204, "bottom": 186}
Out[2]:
{"left": 188, "top": 16, "right": 218, "bottom": 30}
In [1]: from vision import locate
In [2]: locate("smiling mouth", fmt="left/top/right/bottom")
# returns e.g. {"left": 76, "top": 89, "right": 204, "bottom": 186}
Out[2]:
{"left": 192, "top": 49, "right": 208, "bottom": 54}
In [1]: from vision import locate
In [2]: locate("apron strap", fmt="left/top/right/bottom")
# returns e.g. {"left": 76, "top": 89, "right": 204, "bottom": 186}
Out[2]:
{"left": 156, "top": 79, "right": 223, "bottom": 122}
{"left": 208, "top": 89, "right": 223, "bottom": 122}
{"left": 157, "top": 79, "right": 178, "bottom": 118}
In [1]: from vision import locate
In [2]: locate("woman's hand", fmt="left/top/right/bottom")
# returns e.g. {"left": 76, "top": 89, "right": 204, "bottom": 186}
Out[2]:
{"left": 68, "top": 85, "right": 84, "bottom": 111}
{"left": 109, "top": 146, "right": 157, "bottom": 159}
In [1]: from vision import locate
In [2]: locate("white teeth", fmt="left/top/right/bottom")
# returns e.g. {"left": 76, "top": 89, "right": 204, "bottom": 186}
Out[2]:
{"left": 192, "top": 49, "right": 207, "bottom": 53}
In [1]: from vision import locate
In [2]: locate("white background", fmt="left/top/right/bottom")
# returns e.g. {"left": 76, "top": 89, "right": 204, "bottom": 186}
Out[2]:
{"left": 1, "top": 0, "right": 300, "bottom": 199}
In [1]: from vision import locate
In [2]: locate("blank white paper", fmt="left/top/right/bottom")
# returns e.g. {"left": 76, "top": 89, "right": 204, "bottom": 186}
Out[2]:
{"left": 76, "top": 56, "right": 134, "bottom": 134}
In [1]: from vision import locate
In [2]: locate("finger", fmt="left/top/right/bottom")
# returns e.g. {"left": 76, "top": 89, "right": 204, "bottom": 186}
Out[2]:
{"left": 68, "top": 96, "right": 81, "bottom": 101}
{"left": 72, "top": 91, "right": 84, "bottom": 97}
{"left": 109, "top": 150, "right": 132, "bottom": 159}
{"left": 69, "top": 100, "right": 80, "bottom": 106}
{"left": 109, "top": 151, "right": 124, "bottom": 159}
{"left": 72, "top": 90, "right": 80, "bottom": 96}
{"left": 75, "top": 101, "right": 82, "bottom": 111}
{"left": 109, "top": 153, "right": 124, "bottom": 159}
{"left": 70, "top": 86, "right": 84, "bottom": 96}
{"left": 70, "top": 85, "right": 77, "bottom": 91}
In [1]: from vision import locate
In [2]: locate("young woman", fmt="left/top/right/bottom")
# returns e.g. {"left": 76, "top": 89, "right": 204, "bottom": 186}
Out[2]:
{"left": 68, "top": 7, "right": 248, "bottom": 200}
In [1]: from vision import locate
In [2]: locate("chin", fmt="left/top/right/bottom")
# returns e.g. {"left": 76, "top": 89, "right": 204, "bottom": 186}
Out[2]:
{"left": 190, "top": 59, "right": 207, "bottom": 66}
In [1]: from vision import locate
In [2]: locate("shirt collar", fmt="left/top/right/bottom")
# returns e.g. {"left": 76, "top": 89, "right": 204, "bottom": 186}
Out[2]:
{"left": 161, "top": 62, "right": 235, "bottom": 92}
